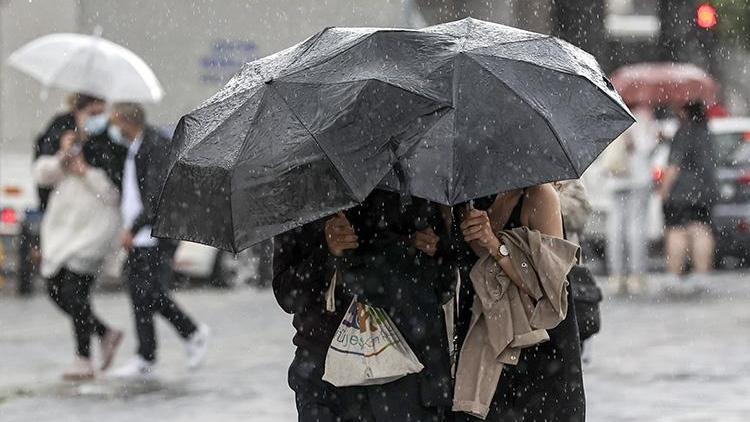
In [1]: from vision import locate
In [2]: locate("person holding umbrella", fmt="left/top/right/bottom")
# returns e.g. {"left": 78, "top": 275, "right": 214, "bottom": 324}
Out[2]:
{"left": 150, "top": 17, "right": 633, "bottom": 421}
{"left": 107, "top": 103, "right": 210, "bottom": 378}
{"left": 273, "top": 189, "right": 455, "bottom": 421}
{"left": 452, "top": 185, "right": 585, "bottom": 421}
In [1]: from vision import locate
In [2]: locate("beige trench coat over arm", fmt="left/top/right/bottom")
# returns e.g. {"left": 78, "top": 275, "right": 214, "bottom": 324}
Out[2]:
{"left": 453, "top": 227, "right": 580, "bottom": 419}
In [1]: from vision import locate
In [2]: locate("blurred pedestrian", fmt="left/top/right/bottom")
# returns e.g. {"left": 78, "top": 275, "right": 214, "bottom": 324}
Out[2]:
{"left": 273, "top": 190, "right": 455, "bottom": 421}
{"left": 554, "top": 179, "right": 593, "bottom": 247}
{"left": 20, "top": 93, "right": 124, "bottom": 295}
{"left": 33, "top": 130, "right": 124, "bottom": 380}
{"left": 108, "top": 103, "right": 210, "bottom": 378}
{"left": 603, "top": 104, "right": 658, "bottom": 295}
{"left": 659, "top": 101, "right": 717, "bottom": 289}
{"left": 452, "top": 185, "right": 585, "bottom": 421}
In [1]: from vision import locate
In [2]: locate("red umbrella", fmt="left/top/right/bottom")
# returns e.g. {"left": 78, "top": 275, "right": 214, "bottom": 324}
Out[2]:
{"left": 610, "top": 62, "right": 718, "bottom": 107}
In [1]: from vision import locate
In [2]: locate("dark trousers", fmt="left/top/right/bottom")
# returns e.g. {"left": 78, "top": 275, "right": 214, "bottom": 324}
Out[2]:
{"left": 47, "top": 268, "right": 109, "bottom": 358}
{"left": 126, "top": 246, "right": 197, "bottom": 362}
{"left": 18, "top": 215, "right": 41, "bottom": 296}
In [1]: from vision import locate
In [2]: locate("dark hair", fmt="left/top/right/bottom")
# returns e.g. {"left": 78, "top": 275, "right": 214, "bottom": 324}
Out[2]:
{"left": 112, "top": 102, "right": 146, "bottom": 127}
{"left": 683, "top": 100, "right": 707, "bottom": 123}
{"left": 69, "top": 93, "right": 105, "bottom": 111}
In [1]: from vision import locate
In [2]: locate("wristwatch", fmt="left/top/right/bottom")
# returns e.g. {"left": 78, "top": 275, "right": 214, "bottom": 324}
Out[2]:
{"left": 497, "top": 243, "right": 509, "bottom": 258}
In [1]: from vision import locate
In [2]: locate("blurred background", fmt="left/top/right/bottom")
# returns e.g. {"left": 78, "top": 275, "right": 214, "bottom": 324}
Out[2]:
{"left": 2, "top": 0, "right": 750, "bottom": 286}
{"left": 1, "top": 1, "right": 750, "bottom": 421}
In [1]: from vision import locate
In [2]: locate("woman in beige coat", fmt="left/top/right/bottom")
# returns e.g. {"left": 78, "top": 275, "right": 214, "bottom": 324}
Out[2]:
{"left": 452, "top": 184, "right": 585, "bottom": 422}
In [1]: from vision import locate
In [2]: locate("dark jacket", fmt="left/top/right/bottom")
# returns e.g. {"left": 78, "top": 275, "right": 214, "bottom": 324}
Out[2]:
{"left": 273, "top": 190, "right": 455, "bottom": 410}
{"left": 667, "top": 119, "right": 718, "bottom": 207}
{"left": 34, "top": 112, "right": 126, "bottom": 211}
{"left": 127, "top": 126, "right": 171, "bottom": 238}
{"left": 35, "top": 113, "right": 75, "bottom": 159}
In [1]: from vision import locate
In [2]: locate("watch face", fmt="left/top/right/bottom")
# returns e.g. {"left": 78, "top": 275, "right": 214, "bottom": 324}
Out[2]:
{"left": 499, "top": 244, "right": 509, "bottom": 256}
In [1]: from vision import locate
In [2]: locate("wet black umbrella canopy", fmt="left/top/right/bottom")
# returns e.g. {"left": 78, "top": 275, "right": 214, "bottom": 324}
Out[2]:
{"left": 154, "top": 18, "right": 633, "bottom": 252}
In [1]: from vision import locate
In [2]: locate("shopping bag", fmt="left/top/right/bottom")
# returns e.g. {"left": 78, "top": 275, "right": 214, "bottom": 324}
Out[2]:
{"left": 322, "top": 297, "right": 424, "bottom": 387}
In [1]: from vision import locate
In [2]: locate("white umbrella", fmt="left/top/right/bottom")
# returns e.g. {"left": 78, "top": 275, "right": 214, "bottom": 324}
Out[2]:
{"left": 7, "top": 32, "right": 163, "bottom": 103}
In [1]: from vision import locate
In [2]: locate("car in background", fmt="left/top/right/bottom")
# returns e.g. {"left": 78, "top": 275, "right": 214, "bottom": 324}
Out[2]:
{"left": 170, "top": 242, "right": 260, "bottom": 288}
{"left": 582, "top": 116, "right": 750, "bottom": 270}
{"left": 0, "top": 152, "right": 39, "bottom": 294}
{"left": 699, "top": 118, "right": 750, "bottom": 266}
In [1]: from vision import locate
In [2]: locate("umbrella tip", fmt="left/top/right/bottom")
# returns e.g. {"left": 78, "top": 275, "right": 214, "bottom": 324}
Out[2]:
{"left": 92, "top": 25, "right": 103, "bottom": 37}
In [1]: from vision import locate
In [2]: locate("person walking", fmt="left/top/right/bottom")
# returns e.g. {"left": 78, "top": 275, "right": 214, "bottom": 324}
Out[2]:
{"left": 603, "top": 104, "right": 658, "bottom": 295}
{"left": 20, "top": 93, "right": 122, "bottom": 295}
{"left": 659, "top": 101, "right": 718, "bottom": 291}
{"left": 108, "top": 103, "right": 209, "bottom": 378}
{"left": 452, "top": 185, "right": 585, "bottom": 422}
{"left": 273, "top": 189, "right": 455, "bottom": 422}
{"left": 33, "top": 130, "right": 124, "bottom": 380}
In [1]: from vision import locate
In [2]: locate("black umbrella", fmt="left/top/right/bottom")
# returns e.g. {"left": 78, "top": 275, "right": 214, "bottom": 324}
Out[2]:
{"left": 154, "top": 18, "right": 633, "bottom": 251}
{"left": 378, "top": 18, "right": 635, "bottom": 204}
{"left": 155, "top": 27, "right": 453, "bottom": 251}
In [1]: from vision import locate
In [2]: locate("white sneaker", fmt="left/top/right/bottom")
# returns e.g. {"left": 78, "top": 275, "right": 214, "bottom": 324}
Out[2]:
{"left": 185, "top": 324, "right": 210, "bottom": 370}
{"left": 683, "top": 274, "right": 710, "bottom": 296}
{"left": 110, "top": 355, "right": 156, "bottom": 379}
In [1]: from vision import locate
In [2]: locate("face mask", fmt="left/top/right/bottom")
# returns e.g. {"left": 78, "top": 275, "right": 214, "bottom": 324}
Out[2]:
{"left": 84, "top": 113, "right": 108, "bottom": 135}
{"left": 107, "top": 125, "right": 126, "bottom": 145}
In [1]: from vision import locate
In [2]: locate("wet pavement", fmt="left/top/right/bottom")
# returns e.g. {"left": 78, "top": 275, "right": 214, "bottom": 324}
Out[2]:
{"left": 1, "top": 273, "right": 750, "bottom": 422}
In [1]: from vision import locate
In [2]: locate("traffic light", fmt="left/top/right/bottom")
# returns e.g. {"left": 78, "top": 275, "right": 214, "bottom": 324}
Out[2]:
{"left": 696, "top": 3, "right": 718, "bottom": 30}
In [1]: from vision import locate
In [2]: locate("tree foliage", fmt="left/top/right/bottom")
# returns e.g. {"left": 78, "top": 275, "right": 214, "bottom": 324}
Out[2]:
{"left": 714, "top": 0, "right": 750, "bottom": 46}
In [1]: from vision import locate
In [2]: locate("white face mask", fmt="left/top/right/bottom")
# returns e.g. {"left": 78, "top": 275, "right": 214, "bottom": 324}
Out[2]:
{"left": 107, "top": 124, "right": 127, "bottom": 145}
{"left": 84, "top": 113, "right": 108, "bottom": 135}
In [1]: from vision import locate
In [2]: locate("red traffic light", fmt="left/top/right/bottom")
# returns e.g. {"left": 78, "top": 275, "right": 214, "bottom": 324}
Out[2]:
{"left": 696, "top": 3, "right": 718, "bottom": 29}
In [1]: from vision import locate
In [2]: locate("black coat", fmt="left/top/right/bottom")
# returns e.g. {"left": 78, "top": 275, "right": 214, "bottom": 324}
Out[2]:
{"left": 273, "top": 190, "right": 455, "bottom": 415}
{"left": 127, "top": 126, "right": 170, "bottom": 238}
{"left": 34, "top": 113, "right": 127, "bottom": 211}
{"left": 451, "top": 197, "right": 586, "bottom": 422}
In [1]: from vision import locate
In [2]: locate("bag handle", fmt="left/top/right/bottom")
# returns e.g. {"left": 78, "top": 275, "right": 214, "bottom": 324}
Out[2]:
{"left": 325, "top": 270, "right": 338, "bottom": 313}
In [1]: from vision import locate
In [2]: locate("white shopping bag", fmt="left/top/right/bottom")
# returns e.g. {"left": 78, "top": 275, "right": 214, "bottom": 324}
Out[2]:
{"left": 322, "top": 297, "right": 424, "bottom": 387}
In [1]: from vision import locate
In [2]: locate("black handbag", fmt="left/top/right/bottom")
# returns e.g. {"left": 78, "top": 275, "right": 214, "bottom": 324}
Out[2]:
{"left": 568, "top": 264, "right": 602, "bottom": 342}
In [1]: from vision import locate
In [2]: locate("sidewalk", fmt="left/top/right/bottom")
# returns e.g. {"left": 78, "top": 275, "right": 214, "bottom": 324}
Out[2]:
{"left": 2, "top": 274, "right": 750, "bottom": 421}
{"left": 0, "top": 288, "right": 298, "bottom": 422}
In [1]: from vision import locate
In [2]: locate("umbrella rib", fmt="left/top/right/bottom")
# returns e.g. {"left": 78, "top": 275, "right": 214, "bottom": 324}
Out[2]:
{"left": 468, "top": 55, "right": 581, "bottom": 178}
{"left": 265, "top": 82, "right": 359, "bottom": 200}
{"left": 284, "top": 26, "right": 331, "bottom": 71}
{"left": 275, "top": 29, "right": 422, "bottom": 83}
{"left": 450, "top": 58, "right": 460, "bottom": 204}
{"left": 276, "top": 32, "right": 375, "bottom": 82}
